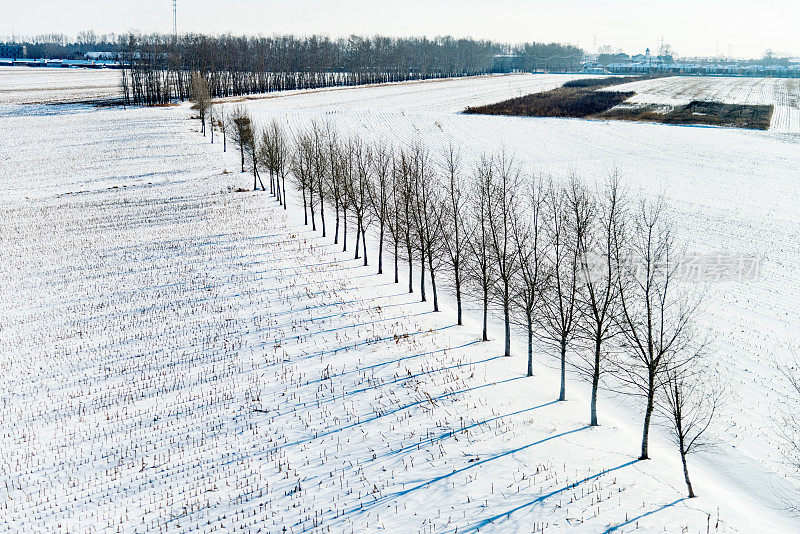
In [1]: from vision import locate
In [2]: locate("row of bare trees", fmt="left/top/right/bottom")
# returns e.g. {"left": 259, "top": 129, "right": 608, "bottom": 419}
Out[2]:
{"left": 198, "top": 110, "right": 720, "bottom": 499}
{"left": 777, "top": 361, "right": 800, "bottom": 514}
{"left": 120, "top": 32, "right": 584, "bottom": 105}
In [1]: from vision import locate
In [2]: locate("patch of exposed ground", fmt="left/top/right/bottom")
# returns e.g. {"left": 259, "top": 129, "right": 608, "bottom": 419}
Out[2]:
{"left": 465, "top": 76, "right": 774, "bottom": 130}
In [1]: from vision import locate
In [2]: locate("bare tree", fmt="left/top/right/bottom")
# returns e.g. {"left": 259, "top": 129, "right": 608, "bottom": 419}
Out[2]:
{"left": 272, "top": 120, "right": 290, "bottom": 210}
{"left": 338, "top": 140, "right": 355, "bottom": 251}
{"left": 191, "top": 73, "right": 211, "bottom": 137}
{"left": 487, "top": 152, "right": 522, "bottom": 358}
{"left": 406, "top": 145, "right": 430, "bottom": 302}
{"left": 615, "top": 198, "right": 698, "bottom": 460}
{"left": 396, "top": 148, "right": 416, "bottom": 294}
{"left": 659, "top": 360, "right": 722, "bottom": 498}
{"left": 310, "top": 122, "right": 328, "bottom": 237}
{"left": 259, "top": 119, "right": 289, "bottom": 205}
{"left": 349, "top": 138, "right": 373, "bottom": 265}
{"left": 247, "top": 122, "right": 263, "bottom": 192}
{"left": 383, "top": 152, "right": 406, "bottom": 285}
{"left": 413, "top": 146, "right": 445, "bottom": 312}
{"left": 440, "top": 144, "right": 470, "bottom": 325}
{"left": 258, "top": 127, "right": 275, "bottom": 196}
{"left": 540, "top": 177, "right": 587, "bottom": 402}
{"left": 466, "top": 156, "right": 496, "bottom": 342}
{"left": 216, "top": 107, "right": 228, "bottom": 152}
{"left": 575, "top": 174, "right": 625, "bottom": 426}
{"left": 369, "top": 140, "right": 393, "bottom": 275}
{"left": 512, "top": 176, "right": 548, "bottom": 376}
{"left": 325, "top": 127, "right": 344, "bottom": 243}
{"left": 291, "top": 131, "right": 314, "bottom": 225}
{"left": 776, "top": 358, "right": 800, "bottom": 514}
{"left": 209, "top": 103, "right": 215, "bottom": 144}
{"left": 229, "top": 106, "right": 257, "bottom": 182}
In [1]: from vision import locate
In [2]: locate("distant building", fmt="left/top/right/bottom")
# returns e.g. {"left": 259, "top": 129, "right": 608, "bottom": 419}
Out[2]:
{"left": 85, "top": 51, "right": 119, "bottom": 61}
{"left": 0, "top": 44, "right": 26, "bottom": 59}
{"left": 492, "top": 54, "right": 524, "bottom": 73}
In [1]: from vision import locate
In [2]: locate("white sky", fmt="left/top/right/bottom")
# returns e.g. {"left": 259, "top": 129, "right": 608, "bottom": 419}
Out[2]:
{"left": 4, "top": 0, "right": 797, "bottom": 59}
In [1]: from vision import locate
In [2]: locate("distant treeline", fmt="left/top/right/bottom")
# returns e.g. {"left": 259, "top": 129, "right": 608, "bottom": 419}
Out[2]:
{"left": 116, "top": 33, "right": 583, "bottom": 105}
{"left": 2, "top": 32, "right": 121, "bottom": 60}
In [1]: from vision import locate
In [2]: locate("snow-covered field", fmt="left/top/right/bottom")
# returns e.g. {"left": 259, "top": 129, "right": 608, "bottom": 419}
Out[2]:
{"left": 0, "top": 66, "right": 122, "bottom": 105}
{"left": 2, "top": 70, "right": 800, "bottom": 532}
{"left": 606, "top": 76, "right": 800, "bottom": 132}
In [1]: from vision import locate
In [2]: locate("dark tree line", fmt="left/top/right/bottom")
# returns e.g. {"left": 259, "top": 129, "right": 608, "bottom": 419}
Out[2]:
{"left": 119, "top": 32, "right": 583, "bottom": 105}
{"left": 199, "top": 110, "right": 718, "bottom": 499}
{"left": 2, "top": 32, "right": 122, "bottom": 60}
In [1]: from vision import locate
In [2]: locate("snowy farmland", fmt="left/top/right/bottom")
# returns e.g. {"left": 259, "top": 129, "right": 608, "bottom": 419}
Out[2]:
{"left": 0, "top": 65, "right": 122, "bottom": 105}
{"left": 605, "top": 75, "right": 800, "bottom": 132}
{"left": 1, "top": 69, "right": 800, "bottom": 533}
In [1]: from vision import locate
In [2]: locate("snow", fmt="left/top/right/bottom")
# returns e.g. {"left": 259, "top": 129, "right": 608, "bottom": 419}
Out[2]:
{"left": 1, "top": 69, "right": 800, "bottom": 532}
{"left": 604, "top": 76, "right": 800, "bottom": 132}
{"left": 0, "top": 65, "right": 121, "bottom": 105}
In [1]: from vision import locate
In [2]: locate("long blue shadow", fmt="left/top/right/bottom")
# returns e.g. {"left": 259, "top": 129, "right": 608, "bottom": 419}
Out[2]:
{"left": 253, "top": 259, "right": 359, "bottom": 276}
{"left": 278, "top": 311, "right": 432, "bottom": 344}
{"left": 266, "top": 289, "right": 409, "bottom": 332}
{"left": 297, "top": 324, "right": 457, "bottom": 361}
{"left": 604, "top": 498, "right": 687, "bottom": 533}
{"left": 458, "top": 458, "right": 640, "bottom": 533}
{"left": 241, "top": 376, "right": 525, "bottom": 462}
{"left": 269, "top": 354, "right": 505, "bottom": 421}
{"left": 271, "top": 290, "right": 408, "bottom": 318}
{"left": 376, "top": 400, "right": 559, "bottom": 461}
{"left": 305, "top": 340, "right": 481, "bottom": 385}
{"left": 329, "top": 354, "right": 504, "bottom": 401}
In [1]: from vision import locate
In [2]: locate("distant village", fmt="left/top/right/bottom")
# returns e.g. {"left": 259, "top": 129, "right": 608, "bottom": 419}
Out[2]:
{"left": 493, "top": 46, "right": 800, "bottom": 77}
{"left": 583, "top": 47, "right": 800, "bottom": 77}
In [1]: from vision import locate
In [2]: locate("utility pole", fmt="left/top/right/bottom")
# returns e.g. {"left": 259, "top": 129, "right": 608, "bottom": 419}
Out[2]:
{"left": 172, "top": 0, "right": 177, "bottom": 44}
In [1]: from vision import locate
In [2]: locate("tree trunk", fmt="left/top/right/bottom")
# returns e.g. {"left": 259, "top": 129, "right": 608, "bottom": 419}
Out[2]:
{"left": 394, "top": 239, "right": 399, "bottom": 283}
{"left": 640, "top": 370, "right": 655, "bottom": 460}
{"left": 427, "top": 246, "right": 438, "bottom": 312}
{"left": 334, "top": 207, "right": 340, "bottom": 244}
{"left": 419, "top": 246, "right": 426, "bottom": 302}
{"left": 302, "top": 186, "right": 308, "bottom": 225}
{"left": 362, "top": 226, "right": 368, "bottom": 266}
{"left": 282, "top": 175, "right": 286, "bottom": 210}
{"left": 319, "top": 183, "right": 326, "bottom": 237}
{"left": 527, "top": 315, "right": 533, "bottom": 377}
{"left": 342, "top": 210, "right": 347, "bottom": 251}
{"left": 240, "top": 145, "right": 245, "bottom": 173}
{"left": 503, "top": 281, "right": 511, "bottom": 357}
{"left": 377, "top": 220, "right": 384, "bottom": 274}
{"left": 482, "top": 284, "right": 489, "bottom": 342}
{"left": 406, "top": 240, "right": 413, "bottom": 293}
{"left": 354, "top": 219, "right": 361, "bottom": 260}
{"left": 558, "top": 338, "right": 567, "bottom": 401}
{"left": 590, "top": 333, "right": 601, "bottom": 426}
{"left": 254, "top": 166, "right": 265, "bottom": 192}
{"left": 680, "top": 448, "right": 695, "bottom": 497}
{"left": 309, "top": 187, "right": 316, "bottom": 231}
{"left": 454, "top": 263, "right": 462, "bottom": 325}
